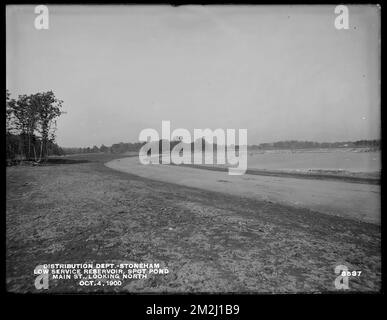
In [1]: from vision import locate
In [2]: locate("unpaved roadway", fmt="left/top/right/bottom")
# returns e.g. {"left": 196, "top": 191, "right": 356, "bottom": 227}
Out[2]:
{"left": 105, "top": 157, "right": 380, "bottom": 224}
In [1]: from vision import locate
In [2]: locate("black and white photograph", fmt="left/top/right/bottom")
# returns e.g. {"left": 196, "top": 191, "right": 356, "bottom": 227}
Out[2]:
{"left": 5, "top": 4, "right": 381, "bottom": 295}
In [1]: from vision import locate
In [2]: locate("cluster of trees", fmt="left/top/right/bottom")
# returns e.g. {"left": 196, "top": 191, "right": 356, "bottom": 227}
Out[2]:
{"left": 62, "top": 142, "right": 147, "bottom": 155}
{"left": 60, "top": 138, "right": 381, "bottom": 156}
{"left": 62, "top": 138, "right": 217, "bottom": 155}
{"left": 6, "top": 90, "right": 65, "bottom": 163}
{"left": 62, "top": 145, "right": 103, "bottom": 155}
{"left": 62, "top": 140, "right": 184, "bottom": 155}
{"left": 248, "top": 140, "right": 381, "bottom": 150}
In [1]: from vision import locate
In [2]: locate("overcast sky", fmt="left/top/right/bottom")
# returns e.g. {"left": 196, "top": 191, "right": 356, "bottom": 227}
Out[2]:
{"left": 6, "top": 5, "right": 380, "bottom": 147}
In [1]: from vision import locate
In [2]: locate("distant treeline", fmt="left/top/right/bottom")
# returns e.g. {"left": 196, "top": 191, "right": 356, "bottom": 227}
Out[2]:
{"left": 62, "top": 142, "right": 145, "bottom": 155}
{"left": 248, "top": 140, "right": 380, "bottom": 150}
{"left": 63, "top": 140, "right": 200, "bottom": 155}
{"left": 62, "top": 139, "right": 380, "bottom": 155}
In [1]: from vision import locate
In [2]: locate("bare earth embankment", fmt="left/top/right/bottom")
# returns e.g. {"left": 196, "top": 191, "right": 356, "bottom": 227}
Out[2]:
{"left": 6, "top": 154, "right": 381, "bottom": 293}
{"left": 107, "top": 157, "right": 380, "bottom": 224}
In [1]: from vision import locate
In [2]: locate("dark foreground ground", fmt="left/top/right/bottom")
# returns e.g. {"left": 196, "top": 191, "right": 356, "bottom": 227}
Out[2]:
{"left": 6, "top": 153, "right": 381, "bottom": 293}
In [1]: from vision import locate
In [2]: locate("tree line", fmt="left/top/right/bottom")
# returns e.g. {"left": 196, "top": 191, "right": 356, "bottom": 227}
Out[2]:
{"left": 64, "top": 138, "right": 380, "bottom": 155}
{"left": 7, "top": 88, "right": 379, "bottom": 161}
{"left": 248, "top": 139, "right": 380, "bottom": 150}
{"left": 62, "top": 142, "right": 146, "bottom": 155}
{"left": 6, "top": 89, "right": 65, "bottom": 164}
{"left": 62, "top": 138, "right": 215, "bottom": 155}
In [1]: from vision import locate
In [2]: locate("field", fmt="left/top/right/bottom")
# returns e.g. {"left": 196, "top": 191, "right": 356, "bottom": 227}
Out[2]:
{"left": 6, "top": 153, "right": 381, "bottom": 293}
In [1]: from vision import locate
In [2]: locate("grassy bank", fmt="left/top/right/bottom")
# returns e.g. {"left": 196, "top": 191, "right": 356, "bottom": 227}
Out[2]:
{"left": 6, "top": 154, "right": 381, "bottom": 293}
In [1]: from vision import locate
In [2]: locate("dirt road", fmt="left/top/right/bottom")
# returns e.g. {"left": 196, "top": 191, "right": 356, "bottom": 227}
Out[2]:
{"left": 106, "top": 157, "right": 380, "bottom": 224}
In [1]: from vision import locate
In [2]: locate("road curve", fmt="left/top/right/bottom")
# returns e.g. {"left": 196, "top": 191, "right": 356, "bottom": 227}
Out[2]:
{"left": 105, "top": 157, "right": 380, "bottom": 224}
